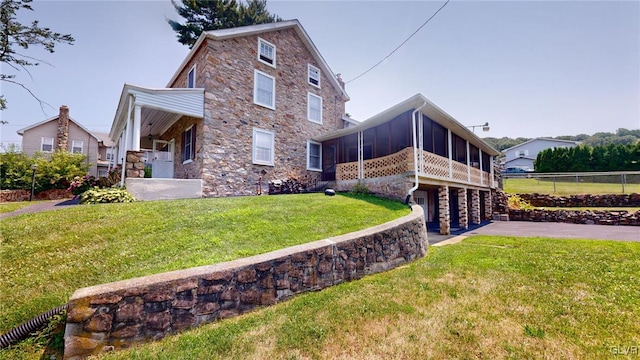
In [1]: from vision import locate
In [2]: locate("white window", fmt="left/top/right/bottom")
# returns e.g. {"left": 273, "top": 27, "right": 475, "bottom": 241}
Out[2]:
{"left": 98, "top": 169, "right": 108, "bottom": 177}
{"left": 253, "top": 128, "right": 274, "bottom": 166}
{"left": 308, "top": 64, "right": 320, "bottom": 87}
{"left": 254, "top": 70, "right": 275, "bottom": 109}
{"left": 106, "top": 152, "right": 114, "bottom": 160}
{"left": 307, "top": 141, "right": 322, "bottom": 171}
{"left": 182, "top": 125, "right": 196, "bottom": 163}
{"left": 71, "top": 140, "right": 83, "bottom": 154}
{"left": 187, "top": 65, "right": 196, "bottom": 88}
{"left": 307, "top": 93, "right": 323, "bottom": 124}
{"left": 41, "top": 137, "right": 53, "bottom": 152}
{"left": 258, "top": 38, "right": 276, "bottom": 67}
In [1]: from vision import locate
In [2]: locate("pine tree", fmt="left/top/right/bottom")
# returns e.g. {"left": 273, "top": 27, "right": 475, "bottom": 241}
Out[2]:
{"left": 168, "top": 0, "right": 282, "bottom": 48}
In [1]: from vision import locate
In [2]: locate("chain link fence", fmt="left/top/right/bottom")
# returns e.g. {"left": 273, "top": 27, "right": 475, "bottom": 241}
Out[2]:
{"left": 501, "top": 171, "right": 640, "bottom": 195}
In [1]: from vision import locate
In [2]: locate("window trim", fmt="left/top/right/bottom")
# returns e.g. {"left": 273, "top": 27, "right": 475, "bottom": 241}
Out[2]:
{"left": 257, "top": 37, "right": 276, "bottom": 68}
{"left": 307, "top": 92, "right": 323, "bottom": 124}
{"left": 41, "top": 137, "right": 53, "bottom": 152}
{"left": 254, "top": 69, "right": 276, "bottom": 110}
{"left": 187, "top": 65, "right": 196, "bottom": 88}
{"left": 182, "top": 125, "right": 196, "bottom": 164}
{"left": 307, "top": 140, "right": 322, "bottom": 172}
{"left": 308, "top": 64, "right": 321, "bottom": 88}
{"left": 252, "top": 127, "right": 275, "bottom": 166}
{"left": 71, "top": 140, "right": 84, "bottom": 154}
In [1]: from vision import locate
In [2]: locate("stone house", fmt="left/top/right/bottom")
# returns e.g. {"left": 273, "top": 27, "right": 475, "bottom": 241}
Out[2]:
{"left": 109, "top": 20, "right": 349, "bottom": 198}
{"left": 108, "top": 20, "right": 499, "bottom": 234}
{"left": 17, "top": 105, "right": 114, "bottom": 177}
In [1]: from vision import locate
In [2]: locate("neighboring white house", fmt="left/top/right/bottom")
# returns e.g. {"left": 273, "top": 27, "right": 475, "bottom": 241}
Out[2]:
{"left": 502, "top": 138, "right": 579, "bottom": 171}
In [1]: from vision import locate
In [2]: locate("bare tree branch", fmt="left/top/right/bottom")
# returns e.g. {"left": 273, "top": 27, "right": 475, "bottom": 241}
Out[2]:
{"left": 1, "top": 78, "right": 54, "bottom": 115}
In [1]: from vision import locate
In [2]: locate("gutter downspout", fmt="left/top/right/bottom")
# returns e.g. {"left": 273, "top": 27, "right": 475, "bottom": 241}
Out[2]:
{"left": 405, "top": 101, "right": 428, "bottom": 205}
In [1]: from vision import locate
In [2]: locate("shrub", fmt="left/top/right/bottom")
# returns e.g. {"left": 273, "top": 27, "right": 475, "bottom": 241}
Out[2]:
{"left": 0, "top": 149, "right": 89, "bottom": 191}
{"left": 68, "top": 175, "right": 98, "bottom": 196}
{"left": 79, "top": 187, "right": 135, "bottom": 204}
{"left": 350, "top": 181, "right": 370, "bottom": 195}
{"left": 507, "top": 194, "right": 534, "bottom": 210}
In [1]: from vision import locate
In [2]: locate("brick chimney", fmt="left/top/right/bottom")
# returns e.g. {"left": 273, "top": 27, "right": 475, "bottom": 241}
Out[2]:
{"left": 57, "top": 105, "right": 69, "bottom": 151}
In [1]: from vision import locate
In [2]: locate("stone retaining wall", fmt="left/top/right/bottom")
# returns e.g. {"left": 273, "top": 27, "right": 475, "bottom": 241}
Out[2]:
{"left": 63, "top": 205, "right": 428, "bottom": 359}
{"left": 518, "top": 193, "right": 640, "bottom": 207}
{"left": 509, "top": 209, "right": 640, "bottom": 226}
{"left": 0, "top": 189, "right": 72, "bottom": 202}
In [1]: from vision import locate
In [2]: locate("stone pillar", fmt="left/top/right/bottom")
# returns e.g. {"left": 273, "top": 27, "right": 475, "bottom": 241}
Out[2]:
{"left": 57, "top": 105, "right": 70, "bottom": 151}
{"left": 125, "top": 150, "right": 146, "bottom": 178}
{"left": 484, "top": 190, "right": 493, "bottom": 220}
{"left": 471, "top": 189, "right": 481, "bottom": 224}
{"left": 438, "top": 185, "right": 450, "bottom": 235}
{"left": 458, "top": 188, "right": 468, "bottom": 230}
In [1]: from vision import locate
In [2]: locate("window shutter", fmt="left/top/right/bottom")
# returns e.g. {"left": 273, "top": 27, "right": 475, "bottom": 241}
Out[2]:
{"left": 190, "top": 126, "right": 196, "bottom": 160}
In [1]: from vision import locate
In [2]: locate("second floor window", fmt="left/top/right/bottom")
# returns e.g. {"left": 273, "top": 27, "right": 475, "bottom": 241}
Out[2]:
{"left": 308, "top": 64, "right": 320, "bottom": 87}
{"left": 41, "top": 137, "right": 53, "bottom": 152}
{"left": 187, "top": 65, "right": 196, "bottom": 88}
{"left": 71, "top": 140, "right": 83, "bottom": 154}
{"left": 254, "top": 70, "right": 275, "bottom": 109}
{"left": 307, "top": 93, "right": 322, "bottom": 124}
{"left": 258, "top": 38, "right": 276, "bottom": 67}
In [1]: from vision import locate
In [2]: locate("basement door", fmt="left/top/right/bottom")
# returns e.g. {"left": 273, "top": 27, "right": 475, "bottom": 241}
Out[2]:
{"left": 413, "top": 190, "right": 429, "bottom": 223}
{"left": 151, "top": 140, "right": 174, "bottom": 178}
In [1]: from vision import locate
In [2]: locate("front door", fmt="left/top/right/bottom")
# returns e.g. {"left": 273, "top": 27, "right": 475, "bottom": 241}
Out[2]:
{"left": 152, "top": 140, "right": 174, "bottom": 178}
{"left": 413, "top": 190, "right": 428, "bottom": 223}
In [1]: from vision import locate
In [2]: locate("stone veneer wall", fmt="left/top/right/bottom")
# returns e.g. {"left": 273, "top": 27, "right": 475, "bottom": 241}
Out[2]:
{"left": 517, "top": 193, "right": 640, "bottom": 207}
{"left": 167, "top": 28, "right": 347, "bottom": 198}
{"left": 484, "top": 190, "right": 493, "bottom": 220}
{"left": 457, "top": 188, "right": 468, "bottom": 229}
{"left": 63, "top": 206, "right": 428, "bottom": 359}
{"left": 0, "top": 189, "right": 72, "bottom": 202}
{"left": 509, "top": 209, "right": 640, "bottom": 226}
{"left": 335, "top": 175, "right": 413, "bottom": 201}
{"left": 125, "top": 151, "right": 146, "bottom": 179}
{"left": 470, "top": 190, "right": 480, "bottom": 224}
{"left": 438, "top": 186, "right": 450, "bottom": 235}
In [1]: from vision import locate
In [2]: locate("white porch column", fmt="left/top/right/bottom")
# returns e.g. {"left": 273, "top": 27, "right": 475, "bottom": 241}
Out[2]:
{"left": 466, "top": 140, "right": 471, "bottom": 182}
{"left": 479, "top": 149, "right": 484, "bottom": 185}
{"left": 132, "top": 105, "right": 142, "bottom": 151}
{"left": 490, "top": 156, "right": 495, "bottom": 188}
{"left": 357, "top": 131, "right": 363, "bottom": 179}
{"left": 447, "top": 129, "right": 453, "bottom": 178}
{"left": 418, "top": 113, "right": 424, "bottom": 173}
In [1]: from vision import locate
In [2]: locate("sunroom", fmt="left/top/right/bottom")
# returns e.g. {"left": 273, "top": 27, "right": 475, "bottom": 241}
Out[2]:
{"left": 314, "top": 94, "right": 500, "bottom": 234}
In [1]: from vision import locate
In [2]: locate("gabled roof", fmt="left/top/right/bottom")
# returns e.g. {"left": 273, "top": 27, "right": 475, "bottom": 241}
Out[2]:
{"left": 92, "top": 132, "right": 115, "bottom": 147}
{"left": 502, "top": 138, "right": 579, "bottom": 153}
{"left": 314, "top": 94, "right": 500, "bottom": 156}
{"left": 17, "top": 115, "right": 101, "bottom": 142}
{"left": 504, "top": 157, "right": 536, "bottom": 164}
{"left": 166, "top": 19, "right": 349, "bottom": 102}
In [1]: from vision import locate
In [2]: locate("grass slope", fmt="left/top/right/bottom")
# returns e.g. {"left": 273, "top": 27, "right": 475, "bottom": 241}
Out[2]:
{"left": 93, "top": 236, "right": 639, "bottom": 360}
{"left": 0, "top": 193, "right": 409, "bottom": 337}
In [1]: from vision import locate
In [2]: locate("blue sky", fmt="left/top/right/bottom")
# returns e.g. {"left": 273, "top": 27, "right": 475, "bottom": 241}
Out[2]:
{"left": 1, "top": 0, "right": 638, "bottom": 148}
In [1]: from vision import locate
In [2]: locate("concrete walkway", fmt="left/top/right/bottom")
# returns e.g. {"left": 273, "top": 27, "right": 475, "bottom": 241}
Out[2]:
{"left": 0, "top": 198, "right": 79, "bottom": 220}
{"left": 431, "top": 221, "right": 639, "bottom": 247}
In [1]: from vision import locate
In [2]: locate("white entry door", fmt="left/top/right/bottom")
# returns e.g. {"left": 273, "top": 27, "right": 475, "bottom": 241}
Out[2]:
{"left": 413, "top": 190, "right": 429, "bottom": 222}
{"left": 152, "top": 140, "right": 174, "bottom": 178}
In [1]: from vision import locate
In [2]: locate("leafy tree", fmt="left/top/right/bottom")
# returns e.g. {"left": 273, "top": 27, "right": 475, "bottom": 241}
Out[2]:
{"left": 0, "top": 0, "right": 75, "bottom": 110}
{"left": 168, "top": 0, "right": 282, "bottom": 48}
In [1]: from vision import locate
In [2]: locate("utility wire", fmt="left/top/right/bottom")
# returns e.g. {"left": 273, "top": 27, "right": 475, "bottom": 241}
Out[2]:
{"left": 345, "top": 0, "right": 451, "bottom": 84}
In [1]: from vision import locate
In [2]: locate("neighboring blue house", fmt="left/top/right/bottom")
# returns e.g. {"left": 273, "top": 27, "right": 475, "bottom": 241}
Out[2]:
{"left": 502, "top": 138, "right": 579, "bottom": 171}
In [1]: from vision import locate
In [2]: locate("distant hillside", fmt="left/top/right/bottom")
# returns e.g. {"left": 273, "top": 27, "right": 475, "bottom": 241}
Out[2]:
{"left": 483, "top": 128, "right": 640, "bottom": 152}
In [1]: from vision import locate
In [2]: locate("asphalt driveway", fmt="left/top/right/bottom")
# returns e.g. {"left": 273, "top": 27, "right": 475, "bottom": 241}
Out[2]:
{"left": 432, "top": 221, "right": 639, "bottom": 246}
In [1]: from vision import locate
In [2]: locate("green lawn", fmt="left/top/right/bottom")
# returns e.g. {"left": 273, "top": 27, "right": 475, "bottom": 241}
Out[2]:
{"left": 503, "top": 177, "right": 640, "bottom": 195}
{"left": 88, "top": 237, "right": 638, "bottom": 360}
{"left": 0, "top": 194, "right": 409, "bottom": 340}
{"left": 0, "top": 201, "right": 34, "bottom": 214}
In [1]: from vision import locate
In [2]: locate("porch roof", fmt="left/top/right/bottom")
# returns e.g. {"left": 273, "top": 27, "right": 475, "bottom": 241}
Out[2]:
{"left": 315, "top": 94, "right": 500, "bottom": 156}
{"left": 109, "top": 84, "right": 204, "bottom": 143}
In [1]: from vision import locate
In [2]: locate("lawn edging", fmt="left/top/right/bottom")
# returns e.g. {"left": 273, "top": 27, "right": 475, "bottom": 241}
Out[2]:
{"left": 63, "top": 205, "right": 428, "bottom": 359}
